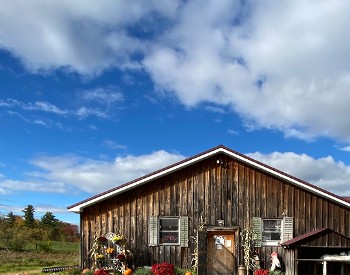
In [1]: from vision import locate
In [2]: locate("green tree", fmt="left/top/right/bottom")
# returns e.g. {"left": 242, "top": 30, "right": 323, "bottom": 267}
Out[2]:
{"left": 41, "top": 212, "right": 58, "bottom": 228}
{"left": 41, "top": 212, "right": 59, "bottom": 240}
{"left": 22, "top": 205, "right": 35, "bottom": 228}
{"left": 6, "top": 212, "right": 17, "bottom": 226}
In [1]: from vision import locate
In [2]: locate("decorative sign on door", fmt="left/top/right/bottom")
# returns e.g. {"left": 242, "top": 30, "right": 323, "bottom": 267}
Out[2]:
{"left": 214, "top": 235, "right": 225, "bottom": 249}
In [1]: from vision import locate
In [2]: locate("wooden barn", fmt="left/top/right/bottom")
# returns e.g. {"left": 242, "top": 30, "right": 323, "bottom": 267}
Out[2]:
{"left": 68, "top": 145, "right": 350, "bottom": 275}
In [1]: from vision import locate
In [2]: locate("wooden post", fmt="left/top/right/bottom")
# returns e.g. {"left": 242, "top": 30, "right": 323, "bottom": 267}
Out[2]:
{"left": 323, "top": 261, "right": 327, "bottom": 275}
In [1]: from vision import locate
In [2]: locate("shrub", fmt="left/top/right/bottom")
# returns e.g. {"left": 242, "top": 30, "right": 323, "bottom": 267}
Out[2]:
{"left": 8, "top": 238, "right": 25, "bottom": 251}
{"left": 65, "top": 267, "right": 81, "bottom": 275}
{"left": 150, "top": 262, "right": 174, "bottom": 275}
{"left": 134, "top": 267, "right": 152, "bottom": 275}
{"left": 38, "top": 241, "right": 53, "bottom": 252}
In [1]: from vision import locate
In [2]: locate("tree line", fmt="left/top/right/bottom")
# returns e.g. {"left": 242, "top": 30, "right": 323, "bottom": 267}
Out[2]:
{"left": 0, "top": 204, "right": 79, "bottom": 251}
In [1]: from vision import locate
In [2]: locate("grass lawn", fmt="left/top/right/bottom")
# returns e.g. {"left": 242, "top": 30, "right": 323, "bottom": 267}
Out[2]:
{"left": 0, "top": 241, "right": 80, "bottom": 274}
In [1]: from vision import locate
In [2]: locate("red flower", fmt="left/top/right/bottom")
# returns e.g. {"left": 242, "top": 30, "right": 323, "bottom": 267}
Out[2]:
{"left": 97, "top": 236, "right": 107, "bottom": 243}
{"left": 94, "top": 268, "right": 109, "bottom": 275}
{"left": 254, "top": 269, "right": 270, "bottom": 275}
{"left": 151, "top": 262, "right": 174, "bottom": 275}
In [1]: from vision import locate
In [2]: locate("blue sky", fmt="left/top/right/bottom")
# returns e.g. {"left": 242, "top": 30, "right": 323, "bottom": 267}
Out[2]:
{"left": 1, "top": 0, "right": 350, "bottom": 225}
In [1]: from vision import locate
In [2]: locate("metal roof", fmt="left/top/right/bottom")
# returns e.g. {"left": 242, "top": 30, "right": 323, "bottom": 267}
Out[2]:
{"left": 280, "top": 228, "right": 350, "bottom": 248}
{"left": 67, "top": 145, "right": 350, "bottom": 213}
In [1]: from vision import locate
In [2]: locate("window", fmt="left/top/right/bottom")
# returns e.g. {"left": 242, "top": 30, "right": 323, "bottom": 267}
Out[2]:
{"left": 149, "top": 216, "right": 188, "bottom": 247}
{"left": 262, "top": 219, "right": 282, "bottom": 245}
{"left": 252, "top": 216, "right": 293, "bottom": 247}
{"left": 159, "top": 217, "right": 179, "bottom": 244}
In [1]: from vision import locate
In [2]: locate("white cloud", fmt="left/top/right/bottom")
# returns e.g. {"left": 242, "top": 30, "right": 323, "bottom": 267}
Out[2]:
{"left": 25, "top": 101, "right": 67, "bottom": 115}
{"left": 2, "top": 1, "right": 350, "bottom": 142}
{"left": 143, "top": 0, "right": 350, "bottom": 142}
{"left": 1, "top": 149, "right": 349, "bottom": 198}
{"left": 0, "top": 0, "right": 178, "bottom": 75}
{"left": 1, "top": 98, "right": 111, "bottom": 121}
{"left": 24, "top": 150, "right": 185, "bottom": 194}
{"left": 205, "top": 105, "right": 227, "bottom": 114}
{"left": 103, "top": 140, "right": 127, "bottom": 150}
{"left": 247, "top": 151, "right": 350, "bottom": 196}
{"left": 227, "top": 129, "right": 239, "bottom": 136}
{"left": 340, "top": 146, "right": 350, "bottom": 152}
{"left": 80, "top": 87, "right": 124, "bottom": 106}
{"left": 75, "top": 106, "right": 108, "bottom": 119}
{"left": 0, "top": 179, "right": 67, "bottom": 194}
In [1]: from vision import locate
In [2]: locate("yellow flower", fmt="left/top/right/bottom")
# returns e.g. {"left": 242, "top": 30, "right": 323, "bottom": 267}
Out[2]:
{"left": 112, "top": 235, "right": 123, "bottom": 242}
{"left": 96, "top": 254, "right": 104, "bottom": 260}
{"left": 106, "top": 247, "right": 115, "bottom": 254}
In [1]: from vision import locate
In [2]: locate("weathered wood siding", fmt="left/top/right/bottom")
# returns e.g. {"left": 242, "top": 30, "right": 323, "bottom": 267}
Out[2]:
{"left": 80, "top": 153, "right": 350, "bottom": 270}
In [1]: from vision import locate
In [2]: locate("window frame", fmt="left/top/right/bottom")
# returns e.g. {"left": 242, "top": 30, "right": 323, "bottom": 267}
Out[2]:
{"left": 159, "top": 217, "right": 180, "bottom": 245}
{"left": 252, "top": 216, "right": 293, "bottom": 247}
{"left": 149, "top": 216, "right": 188, "bottom": 247}
{"left": 261, "top": 218, "right": 282, "bottom": 246}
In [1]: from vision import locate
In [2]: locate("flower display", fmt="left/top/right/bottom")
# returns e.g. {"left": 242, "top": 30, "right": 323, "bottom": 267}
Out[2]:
{"left": 90, "top": 231, "right": 127, "bottom": 273}
{"left": 106, "top": 247, "right": 115, "bottom": 254}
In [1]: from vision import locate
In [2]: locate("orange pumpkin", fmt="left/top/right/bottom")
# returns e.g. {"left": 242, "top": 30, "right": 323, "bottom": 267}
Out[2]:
{"left": 124, "top": 268, "right": 133, "bottom": 275}
{"left": 185, "top": 272, "right": 192, "bottom": 275}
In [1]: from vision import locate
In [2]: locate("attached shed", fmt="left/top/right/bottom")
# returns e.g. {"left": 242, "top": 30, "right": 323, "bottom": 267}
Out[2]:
{"left": 281, "top": 228, "right": 350, "bottom": 274}
{"left": 68, "top": 145, "right": 350, "bottom": 275}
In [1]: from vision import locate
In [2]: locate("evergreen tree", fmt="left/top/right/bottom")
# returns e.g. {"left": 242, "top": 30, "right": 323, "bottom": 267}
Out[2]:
{"left": 41, "top": 212, "right": 59, "bottom": 240}
{"left": 41, "top": 212, "right": 58, "bottom": 228}
{"left": 0, "top": 206, "right": 79, "bottom": 247}
{"left": 6, "top": 212, "right": 16, "bottom": 226}
{"left": 22, "top": 205, "right": 35, "bottom": 228}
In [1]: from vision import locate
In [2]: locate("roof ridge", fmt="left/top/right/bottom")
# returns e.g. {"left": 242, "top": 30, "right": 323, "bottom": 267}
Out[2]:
{"left": 68, "top": 145, "right": 350, "bottom": 212}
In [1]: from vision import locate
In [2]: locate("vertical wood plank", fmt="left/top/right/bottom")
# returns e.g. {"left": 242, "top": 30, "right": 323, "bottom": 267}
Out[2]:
{"left": 238, "top": 163, "right": 245, "bottom": 228}
{"left": 204, "top": 163, "right": 210, "bottom": 224}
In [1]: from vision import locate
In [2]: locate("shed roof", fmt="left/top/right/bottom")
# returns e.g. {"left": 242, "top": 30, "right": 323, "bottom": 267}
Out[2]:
{"left": 280, "top": 228, "right": 350, "bottom": 248}
{"left": 67, "top": 145, "right": 350, "bottom": 213}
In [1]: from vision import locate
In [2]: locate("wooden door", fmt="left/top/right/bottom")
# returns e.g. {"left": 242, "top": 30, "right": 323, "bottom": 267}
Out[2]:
{"left": 207, "top": 232, "right": 236, "bottom": 275}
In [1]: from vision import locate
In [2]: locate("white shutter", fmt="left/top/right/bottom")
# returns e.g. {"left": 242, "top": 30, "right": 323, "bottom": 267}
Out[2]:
{"left": 282, "top": 216, "right": 293, "bottom": 242}
{"left": 149, "top": 216, "right": 158, "bottom": 246}
{"left": 179, "top": 216, "right": 189, "bottom": 247}
{"left": 252, "top": 217, "right": 262, "bottom": 247}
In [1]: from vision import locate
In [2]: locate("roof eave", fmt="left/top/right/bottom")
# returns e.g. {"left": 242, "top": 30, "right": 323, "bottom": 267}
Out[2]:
{"left": 68, "top": 146, "right": 228, "bottom": 213}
